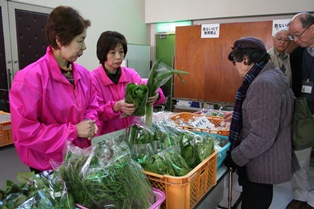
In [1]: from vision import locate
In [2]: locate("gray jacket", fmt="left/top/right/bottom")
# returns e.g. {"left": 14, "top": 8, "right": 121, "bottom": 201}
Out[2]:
{"left": 232, "top": 62, "right": 299, "bottom": 184}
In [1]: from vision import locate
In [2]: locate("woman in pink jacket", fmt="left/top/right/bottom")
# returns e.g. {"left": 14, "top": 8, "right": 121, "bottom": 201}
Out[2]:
{"left": 91, "top": 31, "right": 166, "bottom": 135}
{"left": 9, "top": 6, "right": 99, "bottom": 173}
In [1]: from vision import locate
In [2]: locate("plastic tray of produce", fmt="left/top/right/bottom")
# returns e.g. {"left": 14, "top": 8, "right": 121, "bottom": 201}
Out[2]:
{"left": 169, "top": 112, "right": 230, "bottom": 136}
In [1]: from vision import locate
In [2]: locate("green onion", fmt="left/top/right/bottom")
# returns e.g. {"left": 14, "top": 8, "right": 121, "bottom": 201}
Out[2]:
{"left": 145, "top": 59, "right": 189, "bottom": 127}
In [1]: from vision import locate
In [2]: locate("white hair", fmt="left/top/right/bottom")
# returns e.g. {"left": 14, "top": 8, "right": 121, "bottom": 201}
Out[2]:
{"left": 272, "top": 27, "right": 289, "bottom": 37}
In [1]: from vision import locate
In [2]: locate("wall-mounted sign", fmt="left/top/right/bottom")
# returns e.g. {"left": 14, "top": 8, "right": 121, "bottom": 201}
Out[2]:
{"left": 201, "top": 23, "right": 220, "bottom": 38}
{"left": 272, "top": 19, "right": 290, "bottom": 36}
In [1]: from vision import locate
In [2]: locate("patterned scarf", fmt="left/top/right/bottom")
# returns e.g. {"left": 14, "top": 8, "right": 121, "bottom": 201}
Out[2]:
{"left": 229, "top": 61, "right": 267, "bottom": 149}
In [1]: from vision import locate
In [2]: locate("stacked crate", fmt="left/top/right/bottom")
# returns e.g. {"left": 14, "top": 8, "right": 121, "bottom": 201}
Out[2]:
{"left": 0, "top": 111, "right": 13, "bottom": 147}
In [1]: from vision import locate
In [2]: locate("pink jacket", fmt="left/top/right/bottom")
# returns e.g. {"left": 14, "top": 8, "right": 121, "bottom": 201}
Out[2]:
{"left": 90, "top": 65, "right": 166, "bottom": 135}
{"left": 9, "top": 47, "right": 99, "bottom": 171}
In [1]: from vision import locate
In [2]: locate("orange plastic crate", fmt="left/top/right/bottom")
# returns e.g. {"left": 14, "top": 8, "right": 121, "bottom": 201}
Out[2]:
{"left": 169, "top": 112, "right": 229, "bottom": 136}
{"left": 0, "top": 121, "right": 12, "bottom": 147}
{"left": 144, "top": 149, "right": 217, "bottom": 209}
{"left": 0, "top": 111, "right": 13, "bottom": 147}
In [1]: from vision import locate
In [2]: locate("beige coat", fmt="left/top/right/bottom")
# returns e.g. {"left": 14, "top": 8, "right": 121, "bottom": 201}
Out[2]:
{"left": 268, "top": 47, "right": 292, "bottom": 85}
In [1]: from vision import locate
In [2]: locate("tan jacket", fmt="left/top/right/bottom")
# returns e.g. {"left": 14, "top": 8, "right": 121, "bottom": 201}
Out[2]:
{"left": 268, "top": 47, "right": 292, "bottom": 85}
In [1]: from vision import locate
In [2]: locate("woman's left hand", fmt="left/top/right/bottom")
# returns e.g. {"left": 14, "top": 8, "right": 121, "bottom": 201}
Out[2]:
{"left": 147, "top": 93, "right": 159, "bottom": 105}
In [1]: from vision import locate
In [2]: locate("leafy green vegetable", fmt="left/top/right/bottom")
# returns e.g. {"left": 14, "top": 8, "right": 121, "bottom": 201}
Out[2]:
{"left": 145, "top": 60, "right": 189, "bottom": 127}
{"left": 125, "top": 83, "right": 148, "bottom": 116}
{"left": 197, "top": 135, "right": 214, "bottom": 162}
{"left": 60, "top": 139, "right": 154, "bottom": 209}
{"left": 0, "top": 171, "right": 75, "bottom": 209}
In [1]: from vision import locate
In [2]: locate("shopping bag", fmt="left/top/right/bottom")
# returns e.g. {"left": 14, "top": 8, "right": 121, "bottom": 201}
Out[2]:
{"left": 292, "top": 97, "right": 314, "bottom": 150}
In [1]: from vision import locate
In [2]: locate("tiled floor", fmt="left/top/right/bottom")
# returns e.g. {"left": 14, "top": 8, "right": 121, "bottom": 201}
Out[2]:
{"left": 1, "top": 144, "right": 313, "bottom": 209}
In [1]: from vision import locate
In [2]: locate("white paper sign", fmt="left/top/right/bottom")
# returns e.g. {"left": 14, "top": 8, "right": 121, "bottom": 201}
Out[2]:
{"left": 191, "top": 116, "right": 215, "bottom": 129}
{"left": 272, "top": 19, "right": 290, "bottom": 36}
{"left": 201, "top": 23, "right": 220, "bottom": 38}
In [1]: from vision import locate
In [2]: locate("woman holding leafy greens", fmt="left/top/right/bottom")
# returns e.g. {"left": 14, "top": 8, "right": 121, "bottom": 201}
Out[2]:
{"left": 91, "top": 31, "right": 166, "bottom": 135}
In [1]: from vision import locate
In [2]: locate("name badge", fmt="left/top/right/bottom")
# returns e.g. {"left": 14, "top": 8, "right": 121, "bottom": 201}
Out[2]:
{"left": 301, "top": 80, "right": 313, "bottom": 94}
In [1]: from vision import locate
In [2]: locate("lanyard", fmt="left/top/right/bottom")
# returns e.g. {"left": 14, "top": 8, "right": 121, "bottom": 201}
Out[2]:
{"left": 303, "top": 49, "right": 314, "bottom": 82}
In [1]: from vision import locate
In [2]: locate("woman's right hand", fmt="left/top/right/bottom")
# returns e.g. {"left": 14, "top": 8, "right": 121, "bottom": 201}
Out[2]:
{"left": 76, "top": 120, "right": 97, "bottom": 139}
{"left": 113, "top": 99, "right": 136, "bottom": 116}
{"left": 223, "top": 111, "right": 233, "bottom": 122}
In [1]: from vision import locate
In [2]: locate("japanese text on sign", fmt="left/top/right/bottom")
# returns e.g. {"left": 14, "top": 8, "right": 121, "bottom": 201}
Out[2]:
{"left": 201, "top": 23, "right": 220, "bottom": 38}
{"left": 272, "top": 19, "right": 290, "bottom": 36}
{"left": 191, "top": 116, "right": 215, "bottom": 129}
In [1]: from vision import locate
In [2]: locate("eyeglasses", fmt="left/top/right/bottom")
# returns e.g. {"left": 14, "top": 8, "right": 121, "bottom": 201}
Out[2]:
{"left": 289, "top": 24, "right": 313, "bottom": 41}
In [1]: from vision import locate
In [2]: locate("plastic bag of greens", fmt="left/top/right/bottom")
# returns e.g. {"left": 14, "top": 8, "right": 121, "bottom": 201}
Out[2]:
{"left": 179, "top": 131, "right": 199, "bottom": 169}
{"left": 59, "top": 139, "right": 154, "bottom": 209}
{"left": 196, "top": 134, "right": 215, "bottom": 162}
{"left": 0, "top": 171, "right": 75, "bottom": 209}
{"left": 57, "top": 144, "right": 95, "bottom": 208}
{"left": 145, "top": 146, "right": 190, "bottom": 176}
{"left": 126, "top": 124, "right": 160, "bottom": 160}
{"left": 84, "top": 139, "right": 154, "bottom": 209}
{"left": 125, "top": 83, "right": 148, "bottom": 116}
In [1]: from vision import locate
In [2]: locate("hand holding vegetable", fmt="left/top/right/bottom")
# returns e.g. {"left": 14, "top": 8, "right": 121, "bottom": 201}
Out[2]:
{"left": 113, "top": 99, "right": 136, "bottom": 116}
{"left": 76, "top": 120, "right": 97, "bottom": 139}
{"left": 125, "top": 83, "right": 148, "bottom": 116}
{"left": 147, "top": 92, "right": 159, "bottom": 105}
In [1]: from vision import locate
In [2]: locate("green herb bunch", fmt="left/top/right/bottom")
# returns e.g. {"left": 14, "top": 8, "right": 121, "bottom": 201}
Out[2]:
{"left": 125, "top": 83, "right": 148, "bottom": 116}
{"left": 145, "top": 60, "right": 188, "bottom": 127}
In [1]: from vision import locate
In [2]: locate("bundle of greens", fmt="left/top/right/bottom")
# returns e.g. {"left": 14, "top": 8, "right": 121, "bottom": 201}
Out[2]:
{"left": 140, "top": 146, "right": 190, "bottom": 176}
{"left": 179, "top": 132, "right": 199, "bottom": 169}
{"left": 58, "top": 146, "right": 93, "bottom": 208}
{"left": 145, "top": 60, "right": 189, "bottom": 127}
{"left": 127, "top": 124, "right": 159, "bottom": 160}
{"left": 59, "top": 140, "right": 154, "bottom": 209}
{"left": 0, "top": 171, "right": 75, "bottom": 209}
{"left": 197, "top": 134, "right": 215, "bottom": 162}
{"left": 125, "top": 83, "right": 148, "bottom": 116}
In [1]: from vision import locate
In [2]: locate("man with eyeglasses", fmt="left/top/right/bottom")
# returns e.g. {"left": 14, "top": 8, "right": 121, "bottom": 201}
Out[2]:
{"left": 268, "top": 28, "right": 292, "bottom": 85}
{"left": 286, "top": 12, "right": 314, "bottom": 209}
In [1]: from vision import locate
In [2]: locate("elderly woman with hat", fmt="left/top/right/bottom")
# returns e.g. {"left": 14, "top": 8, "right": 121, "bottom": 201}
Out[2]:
{"left": 223, "top": 37, "right": 299, "bottom": 209}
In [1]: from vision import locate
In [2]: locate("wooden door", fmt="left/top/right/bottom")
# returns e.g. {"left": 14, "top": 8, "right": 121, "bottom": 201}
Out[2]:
{"left": 174, "top": 21, "right": 273, "bottom": 103}
{"left": 0, "top": 2, "right": 51, "bottom": 111}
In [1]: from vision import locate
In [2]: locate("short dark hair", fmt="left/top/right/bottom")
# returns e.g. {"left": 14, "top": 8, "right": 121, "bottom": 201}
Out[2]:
{"left": 228, "top": 48, "right": 270, "bottom": 65}
{"left": 96, "top": 31, "right": 128, "bottom": 64}
{"left": 45, "top": 6, "right": 91, "bottom": 49}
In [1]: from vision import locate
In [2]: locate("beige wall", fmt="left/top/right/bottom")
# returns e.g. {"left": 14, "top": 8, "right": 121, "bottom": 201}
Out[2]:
{"left": 10, "top": 0, "right": 149, "bottom": 70}
{"left": 147, "top": 1, "right": 314, "bottom": 61}
{"left": 10, "top": 0, "right": 314, "bottom": 67}
{"left": 145, "top": 0, "right": 314, "bottom": 23}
